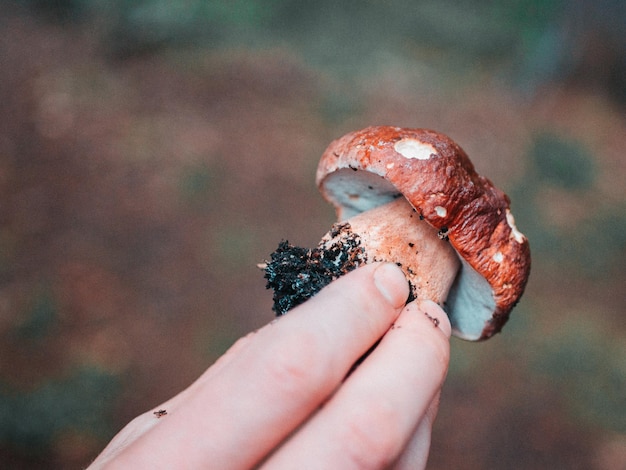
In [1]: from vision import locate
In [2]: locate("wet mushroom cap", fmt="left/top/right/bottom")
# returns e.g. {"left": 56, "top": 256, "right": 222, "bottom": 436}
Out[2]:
{"left": 316, "top": 126, "right": 531, "bottom": 340}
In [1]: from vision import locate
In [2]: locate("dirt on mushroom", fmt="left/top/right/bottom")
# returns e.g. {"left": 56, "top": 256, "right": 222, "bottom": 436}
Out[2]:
{"left": 263, "top": 223, "right": 366, "bottom": 315}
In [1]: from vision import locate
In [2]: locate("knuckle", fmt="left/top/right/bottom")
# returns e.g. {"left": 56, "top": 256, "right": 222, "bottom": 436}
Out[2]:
{"left": 261, "top": 331, "right": 327, "bottom": 398}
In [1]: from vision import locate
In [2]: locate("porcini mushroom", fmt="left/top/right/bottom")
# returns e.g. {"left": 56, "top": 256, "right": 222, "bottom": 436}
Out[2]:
{"left": 263, "top": 126, "right": 531, "bottom": 340}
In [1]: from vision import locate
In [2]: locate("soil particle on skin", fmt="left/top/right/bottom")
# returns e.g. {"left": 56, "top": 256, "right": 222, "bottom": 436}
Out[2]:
{"left": 424, "top": 312, "right": 440, "bottom": 327}
{"left": 153, "top": 409, "right": 167, "bottom": 418}
{"left": 263, "top": 223, "right": 365, "bottom": 315}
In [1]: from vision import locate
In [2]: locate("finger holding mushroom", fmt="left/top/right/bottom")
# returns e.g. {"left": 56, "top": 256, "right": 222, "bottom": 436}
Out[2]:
{"left": 264, "top": 126, "right": 531, "bottom": 341}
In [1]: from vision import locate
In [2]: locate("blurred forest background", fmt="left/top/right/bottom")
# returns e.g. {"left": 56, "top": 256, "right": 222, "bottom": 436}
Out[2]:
{"left": 1, "top": 0, "right": 625, "bottom": 468}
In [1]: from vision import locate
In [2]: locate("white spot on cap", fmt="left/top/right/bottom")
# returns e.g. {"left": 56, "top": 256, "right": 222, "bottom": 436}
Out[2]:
{"left": 394, "top": 139, "right": 437, "bottom": 160}
{"left": 506, "top": 209, "right": 525, "bottom": 243}
{"left": 386, "top": 162, "right": 395, "bottom": 169}
{"left": 493, "top": 251, "right": 503, "bottom": 263}
{"left": 435, "top": 206, "right": 447, "bottom": 217}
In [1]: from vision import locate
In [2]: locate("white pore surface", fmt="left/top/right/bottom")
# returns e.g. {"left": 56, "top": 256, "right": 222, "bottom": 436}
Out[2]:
{"left": 321, "top": 169, "right": 399, "bottom": 220}
{"left": 445, "top": 257, "right": 495, "bottom": 340}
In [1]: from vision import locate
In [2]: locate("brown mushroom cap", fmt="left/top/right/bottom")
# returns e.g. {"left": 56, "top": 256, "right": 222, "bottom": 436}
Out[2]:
{"left": 316, "top": 126, "right": 531, "bottom": 340}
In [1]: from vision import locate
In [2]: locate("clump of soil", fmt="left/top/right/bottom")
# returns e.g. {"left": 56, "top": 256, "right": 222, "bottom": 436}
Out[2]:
{"left": 263, "top": 223, "right": 365, "bottom": 315}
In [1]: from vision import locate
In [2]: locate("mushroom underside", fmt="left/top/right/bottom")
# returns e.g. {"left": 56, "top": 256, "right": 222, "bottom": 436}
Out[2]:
{"left": 320, "top": 169, "right": 496, "bottom": 341}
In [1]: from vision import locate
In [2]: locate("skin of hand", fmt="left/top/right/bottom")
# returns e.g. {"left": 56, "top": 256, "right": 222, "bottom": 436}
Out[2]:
{"left": 88, "top": 263, "right": 451, "bottom": 470}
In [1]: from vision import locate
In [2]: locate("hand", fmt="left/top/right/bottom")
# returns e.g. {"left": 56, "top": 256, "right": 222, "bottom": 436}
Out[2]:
{"left": 89, "top": 263, "right": 451, "bottom": 469}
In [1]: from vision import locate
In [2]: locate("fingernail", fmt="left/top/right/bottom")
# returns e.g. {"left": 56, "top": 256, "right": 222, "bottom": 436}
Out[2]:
{"left": 373, "top": 263, "right": 409, "bottom": 307}
{"left": 419, "top": 300, "right": 452, "bottom": 338}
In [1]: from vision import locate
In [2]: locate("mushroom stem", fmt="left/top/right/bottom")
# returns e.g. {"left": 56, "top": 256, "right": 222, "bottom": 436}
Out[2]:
{"left": 320, "top": 197, "right": 460, "bottom": 305}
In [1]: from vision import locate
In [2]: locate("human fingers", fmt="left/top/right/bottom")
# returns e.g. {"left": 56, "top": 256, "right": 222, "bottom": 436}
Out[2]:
{"left": 88, "top": 331, "right": 260, "bottom": 469}
{"left": 262, "top": 300, "right": 450, "bottom": 470}
{"left": 390, "top": 301, "right": 450, "bottom": 469}
{"left": 104, "top": 262, "right": 409, "bottom": 469}
{"left": 391, "top": 390, "right": 442, "bottom": 470}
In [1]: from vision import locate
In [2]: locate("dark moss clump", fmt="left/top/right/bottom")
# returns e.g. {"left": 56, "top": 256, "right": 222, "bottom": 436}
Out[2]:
{"left": 263, "top": 223, "right": 364, "bottom": 315}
